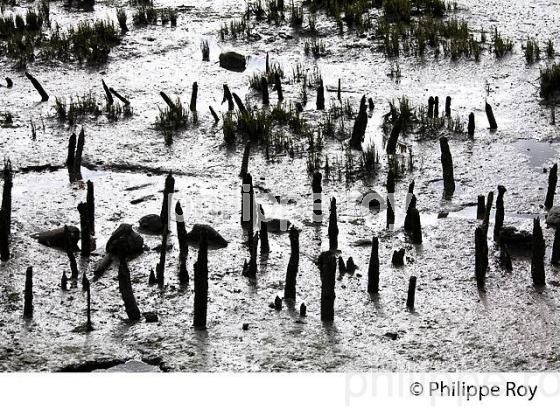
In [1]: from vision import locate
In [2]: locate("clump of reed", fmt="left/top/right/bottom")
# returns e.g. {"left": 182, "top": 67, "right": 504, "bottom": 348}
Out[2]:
{"left": 116, "top": 8, "right": 128, "bottom": 32}
{"left": 304, "top": 38, "right": 326, "bottom": 57}
{"left": 525, "top": 38, "right": 540, "bottom": 64}
{"left": 55, "top": 93, "right": 102, "bottom": 125}
{"left": 219, "top": 16, "right": 251, "bottom": 40}
{"left": 156, "top": 97, "right": 190, "bottom": 136}
{"left": 222, "top": 102, "right": 310, "bottom": 146}
{"left": 249, "top": 62, "right": 284, "bottom": 91}
{"left": 492, "top": 28, "right": 513, "bottom": 58}
{"left": 289, "top": 2, "right": 304, "bottom": 27}
{"left": 540, "top": 64, "right": 560, "bottom": 101}
{"left": 547, "top": 39, "right": 555, "bottom": 58}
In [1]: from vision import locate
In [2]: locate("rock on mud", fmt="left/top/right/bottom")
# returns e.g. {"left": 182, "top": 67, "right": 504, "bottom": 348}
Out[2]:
{"left": 106, "top": 224, "right": 144, "bottom": 255}
{"left": 138, "top": 214, "right": 163, "bottom": 234}
{"left": 219, "top": 51, "right": 246, "bottom": 71}
{"left": 546, "top": 206, "right": 560, "bottom": 227}
{"left": 186, "top": 224, "right": 228, "bottom": 248}
{"left": 33, "top": 226, "right": 80, "bottom": 249}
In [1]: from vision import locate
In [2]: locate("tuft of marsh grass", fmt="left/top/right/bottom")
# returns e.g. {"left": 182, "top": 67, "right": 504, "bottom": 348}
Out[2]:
{"left": 492, "top": 28, "right": 513, "bottom": 58}
{"left": 116, "top": 8, "right": 128, "bottom": 32}
{"left": 304, "top": 38, "right": 326, "bottom": 57}
{"left": 547, "top": 39, "right": 554, "bottom": 58}
{"left": 156, "top": 97, "right": 190, "bottom": 135}
{"left": 540, "top": 64, "right": 560, "bottom": 102}
{"left": 525, "top": 38, "right": 540, "bottom": 64}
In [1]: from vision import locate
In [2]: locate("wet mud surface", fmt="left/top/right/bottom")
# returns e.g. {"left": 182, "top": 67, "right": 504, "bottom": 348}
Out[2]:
{"left": 1, "top": 0, "right": 560, "bottom": 371}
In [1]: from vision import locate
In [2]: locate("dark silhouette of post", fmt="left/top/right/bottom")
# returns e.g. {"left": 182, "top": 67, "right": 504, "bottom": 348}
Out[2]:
{"left": 439, "top": 137, "right": 455, "bottom": 197}
{"left": 193, "top": 237, "right": 209, "bottom": 329}
{"left": 475, "top": 225, "right": 488, "bottom": 288}
{"left": 328, "top": 198, "right": 338, "bottom": 250}
{"left": 284, "top": 226, "right": 299, "bottom": 300}
{"left": 319, "top": 251, "right": 336, "bottom": 322}
{"left": 118, "top": 257, "right": 141, "bottom": 321}
{"left": 367, "top": 237, "right": 380, "bottom": 293}
{"left": 406, "top": 276, "right": 417, "bottom": 311}
{"left": 545, "top": 164, "right": 558, "bottom": 209}
{"left": 23, "top": 267, "right": 33, "bottom": 318}
{"left": 531, "top": 218, "right": 546, "bottom": 287}
{"left": 493, "top": 185, "right": 506, "bottom": 241}
{"left": 485, "top": 102, "right": 497, "bottom": 130}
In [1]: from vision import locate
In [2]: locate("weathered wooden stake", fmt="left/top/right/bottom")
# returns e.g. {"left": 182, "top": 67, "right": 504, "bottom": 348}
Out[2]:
{"left": 259, "top": 205, "right": 270, "bottom": 254}
{"left": 102, "top": 79, "right": 113, "bottom": 105}
{"left": 445, "top": 96, "right": 451, "bottom": 117}
{"left": 240, "top": 142, "right": 251, "bottom": 178}
{"left": 482, "top": 191, "right": 494, "bottom": 231}
{"left": 109, "top": 88, "right": 130, "bottom": 106}
{"left": 86, "top": 180, "right": 95, "bottom": 234}
{"left": 118, "top": 257, "right": 141, "bottom": 321}
{"left": 73, "top": 128, "right": 85, "bottom": 181}
{"left": 319, "top": 251, "right": 336, "bottom": 322}
{"left": 242, "top": 231, "right": 258, "bottom": 279}
{"left": 193, "top": 236, "right": 209, "bottom": 329}
{"left": 485, "top": 102, "right": 497, "bottom": 130}
{"left": 223, "top": 84, "right": 234, "bottom": 111}
{"left": 475, "top": 225, "right": 488, "bottom": 288}
{"left": 284, "top": 226, "right": 299, "bottom": 300}
{"left": 1, "top": 159, "right": 12, "bottom": 235}
{"left": 468, "top": 112, "right": 475, "bottom": 136}
{"left": 274, "top": 73, "right": 283, "bottom": 102}
{"left": 83, "top": 274, "right": 93, "bottom": 331}
{"left": 427, "top": 96, "right": 434, "bottom": 118}
{"left": 241, "top": 173, "right": 255, "bottom": 228}
{"left": 190, "top": 82, "right": 198, "bottom": 112}
{"left": 367, "top": 237, "right": 380, "bottom": 293}
{"left": 66, "top": 133, "right": 76, "bottom": 169}
{"left": 477, "top": 195, "right": 486, "bottom": 219}
{"left": 439, "top": 137, "right": 455, "bottom": 197}
{"left": 551, "top": 228, "right": 560, "bottom": 265}
{"left": 350, "top": 95, "right": 368, "bottom": 150}
{"left": 386, "top": 121, "right": 401, "bottom": 155}
{"left": 338, "top": 257, "right": 347, "bottom": 274}
{"left": 328, "top": 198, "right": 338, "bottom": 250}
{"left": 23, "top": 267, "right": 33, "bottom": 318}
{"left": 232, "top": 92, "right": 247, "bottom": 114}
{"left": 300, "top": 303, "right": 307, "bottom": 316}
{"left": 77, "top": 203, "right": 91, "bottom": 256}
{"left": 337, "top": 79, "right": 341, "bottom": 101}
{"left": 0, "top": 209, "right": 9, "bottom": 261}
{"left": 411, "top": 208, "right": 422, "bottom": 244}
{"left": 386, "top": 169, "right": 395, "bottom": 228}
{"left": 209, "top": 106, "right": 219, "bottom": 123}
{"left": 160, "top": 91, "right": 176, "bottom": 111}
{"left": 493, "top": 185, "right": 506, "bottom": 241}
{"left": 312, "top": 172, "right": 322, "bottom": 222}
{"left": 406, "top": 276, "right": 417, "bottom": 311}
{"left": 156, "top": 230, "right": 168, "bottom": 287}
{"left": 545, "top": 163, "right": 558, "bottom": 209}
{"left": 25, "top": 72, "right": 48, "bottom": 101}
{"left": 404, "top": 194, "right": 417, "bottom": 231}
{"left": 261, "top": 77, "right": 269, "bottom": 105}
{"left": 61, "top": 272, "right": 68, "bottom": 290}
{"left": 531, "top": 218, "right": 546, "bottom": 286}
{"left": 65, "top": 225, "right": 79, "bottom": 280}
{"left": 316, "top": 79, "right": 325, "bottom": 110}
{"left": 160, "top": 173, "right": 175, "bottom": 233}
